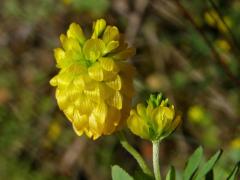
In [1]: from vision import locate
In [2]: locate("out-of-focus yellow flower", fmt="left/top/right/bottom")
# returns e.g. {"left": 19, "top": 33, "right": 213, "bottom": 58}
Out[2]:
{"left": 187, "top": 105, "right": 212, "bottom": 126}
{"left": 127, "top": 94, "right": 181, "bottom": 141}
{"left": 48, "top": 121, "right": 62, "bottom": 141}
{"left": 215, "top": 39, "right": 231, "bottom": 53}
{"left": 43, "top": 120, "right": 62, "bottom": 148}
{"left": 50, "top": 19, "right": 135, "bottom": 139}
{"left": 218, "top": 16, "right": 232, "bottom": 33}
{"left": 204, "top": 10, "right": 218, "bottom": 27}
{"left": 62, "top": 0, "right": 71, "bottom": 5}
{"left": 230, "top": 138, "right": 240, "bottom": 150}
{"left": 204, "top": 10, "right": 232, "bottom": 33}
{"left": 188, "top": 105, "right": 206, "bottom": 124}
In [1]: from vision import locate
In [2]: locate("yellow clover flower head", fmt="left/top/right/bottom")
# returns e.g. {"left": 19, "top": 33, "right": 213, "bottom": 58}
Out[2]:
{"left": 127, "top": 93, "right": 181, "bottom": 141}
{"left": 50, "top": 19, "right": 136, "bottom": 140}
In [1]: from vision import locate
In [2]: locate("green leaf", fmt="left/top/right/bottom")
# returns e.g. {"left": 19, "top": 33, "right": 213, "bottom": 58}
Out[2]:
{"left": 134, "top": 170, "right": 154, "bottom": 180}
{"left": 183, "top": 146, "right": 203, "bottom": 180}
{"left": 166, "top": 166, "right": 176, "bottom": 180}
{"left": 205, "top": 169, "right": 214, "bottom": 180}
{"left": 195, "top": 149, "right": 223, "bottom": 180}
{"left": 112, "top": 165, "right": 134, "bottom": 180}
{"left": 227, "top": 161, "right": 240, "bottom": 180}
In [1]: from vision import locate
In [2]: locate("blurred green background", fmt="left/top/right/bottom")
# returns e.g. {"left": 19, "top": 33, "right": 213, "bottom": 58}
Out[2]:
{"left": 0, "top": 0, "right": 239, "bottom": 179}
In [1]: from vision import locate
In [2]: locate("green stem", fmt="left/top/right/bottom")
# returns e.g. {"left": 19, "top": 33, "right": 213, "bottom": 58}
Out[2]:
{"left": 117, "top": 132, "right": 153, "bottom": 177}
{"left": 152, "top": 140, "right": 161, "bottom": 180}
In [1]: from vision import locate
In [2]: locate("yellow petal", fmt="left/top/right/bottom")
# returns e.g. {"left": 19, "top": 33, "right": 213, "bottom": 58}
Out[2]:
{"left": 55, "top": 89, "right": 69, "bottom": 109}
{"left": 103, "top": 106, "right": 120, "bottom": 134}
{"left": 99, "top": 57, "right": 117, "bottom": 72}
{"left": 63, "top": 49, "right": 84, "bottom": 66}
{"left": 99, "top": 83, "right": 115, "bottom": 100}
{"left": 89, "top": 113, "right": 99, "bottom": 133}
{"left": 99, "top": 58, "right": 119, "bottom": 80}
{"left": 63, "top": 105, "right": 75, "bottom": 122}
{"left": 72, "top": 113, "right": 88, "bottom": 136}
{"left": 65, "top": 72, "right": 83, "bottom": 89}
{"left": 106, "top": 75, "right": 122, "bottom": 90}
{"left": 67, "top": 22, "right": 86, "bottom": 45}
{"left": 59, "top": 43, "right": 85, "bottom": 65}
{"left": 88, "top": 62, "right": 104, "bottom": 81}
{"left": 83, "top": 39, "right": 105, "bottom": 62}
{"left": 60, "top": 34, "right": 67, "bottom": 44}
{"left": 62, "top": 37, "right": 81, "bottom": 51}
{"left": 54, "top": 48, "right": 66, "bottom": 68}
{"left": 74, "top": 95, "right": 95, "bottom": 114}
{"left": 68, "top": 64, "right": 87, "bottom": 75}
{"left": 82, "top": 78, "right": 98, "bottom": 92}
{"left": 84, "top": 87, "right": 100, "bottom": 102}
{"left": 152, "top": 107, "right": 175, "bottom": 131}
{"left": 66, "top": 85, "right": 82, "bottom": 102}
{"left": 103, "top": 26, "right": 120, "bottom": 44}
{"left": 50, "top": 76, "right": 58, "bottom": 86}
{"left": 92, "top": 19, "right": 106, "bottom": 39}
{"left": 136, "top": 103, "right": 146, "bottom": 117}
{"left": 103, "top": 70, "right": 118, "bottom": 81}
{"left": 88, "top": 102, "right": 107, "bottom": 136}
{"left": 112, "top": 47, "right": 136, "bottom": 60}
{"left": 104, "top": 41, "right": 119, "bottom": 54}
{"left": 73, "top": 76, "right": 85, "bottom": 89}
{"left": 164, "top": 107, "right": 175, "bottom": 120}
{"left": 107, "top": 91, "right": 122, "bottom": 109}
{"left": 127, "top": 110, "right": 149, "bottom": 139}
{"left": 55, "top": 71, "right": 74, "bottom": 88}
{"left": 92, "top": 102, "right": 108, "bottom": 125}
{"left": 169, "top": 114, "right": 181, "bottom": 133}
{"left": 84, "top": 129, "right": 93, "bottom": 139}
{"left": 93, "top": 134, "right": 101, "bottom": 140}
{"left": 112, "top": 34, "right": 128, "bottom": 53}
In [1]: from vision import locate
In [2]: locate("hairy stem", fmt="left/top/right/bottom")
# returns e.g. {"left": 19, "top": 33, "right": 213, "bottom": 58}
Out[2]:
{"left": 152, "top": 140, "right": 161, "bottom": 180}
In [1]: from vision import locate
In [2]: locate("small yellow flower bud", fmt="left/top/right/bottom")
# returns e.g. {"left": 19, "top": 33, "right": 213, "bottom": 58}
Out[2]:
{"left": 127, "top": 94, "right": 181, "bottom": 141}
{"left": 50, "top": 19, "right": 135, "bottom": 139}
